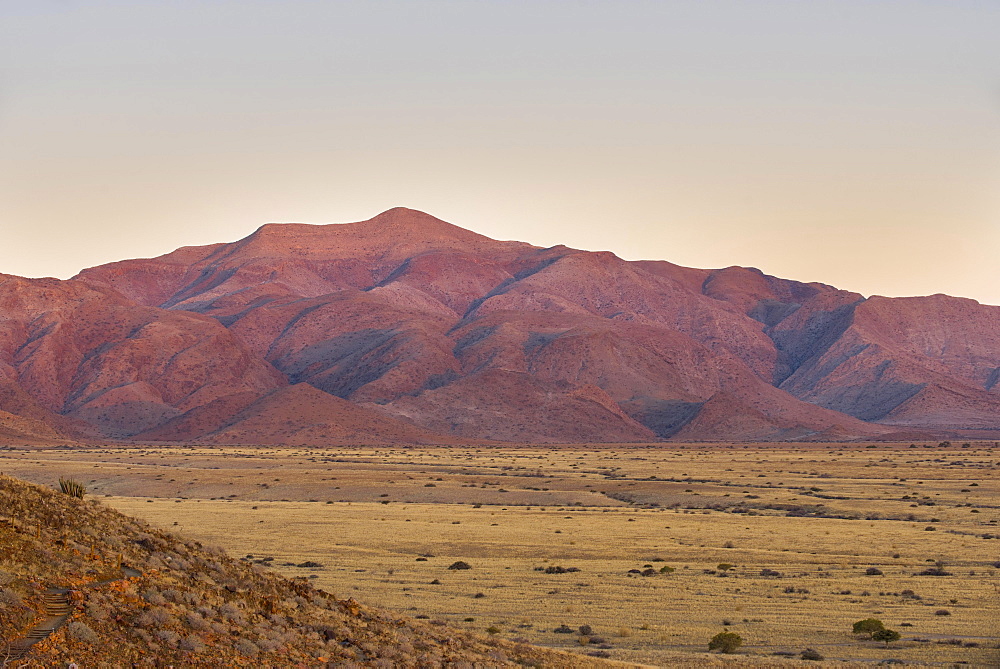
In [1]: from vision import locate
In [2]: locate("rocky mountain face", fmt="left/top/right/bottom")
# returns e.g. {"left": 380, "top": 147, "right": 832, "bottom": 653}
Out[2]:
{"left": 2, "top": 208, "right": 998, "bottom": 444}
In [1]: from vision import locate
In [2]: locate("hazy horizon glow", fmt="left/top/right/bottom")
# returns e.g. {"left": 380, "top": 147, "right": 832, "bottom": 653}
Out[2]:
{"left": 2, "top": 1, "right": 999, "bottom": 304}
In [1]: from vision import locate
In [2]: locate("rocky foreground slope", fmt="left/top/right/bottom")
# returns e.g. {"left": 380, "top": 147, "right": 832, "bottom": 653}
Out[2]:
{"left": 0, "top": 474, "right": 609, "bottom": 667}
{"left": 1, "top": 207, "right": 998, "bottom": 444}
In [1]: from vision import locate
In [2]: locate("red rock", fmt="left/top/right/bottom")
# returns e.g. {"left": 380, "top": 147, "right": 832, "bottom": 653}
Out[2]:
{"left": 377, "top": 369, "right": 657, "bottom": 443}
{"left": 197, "top": 383, "right": 465, "bottom": 445}
{"left": 0, "top": 207, "right": 987, "bottom": 444}
{"left": 0, "top": 273, "right": 284, "bottom": 439}
{"left": 780, "top": 295, "right": 1000, "bottom": 429}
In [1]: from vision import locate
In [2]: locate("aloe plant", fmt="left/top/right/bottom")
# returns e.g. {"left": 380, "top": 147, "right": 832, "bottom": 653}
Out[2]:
{"left": 58, "top": 477, "right": 86, "bottom": 499}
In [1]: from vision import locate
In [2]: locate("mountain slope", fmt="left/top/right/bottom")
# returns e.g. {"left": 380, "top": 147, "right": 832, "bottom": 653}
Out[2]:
{"left": 0, "top": 206, "right": 990, "bottom": 443}
{"left": 778, "top": 294, "right": 1000, "bottom": 428}
{"left": 192, "top": 383, "right": 470, "bottom": 445}
{"left": 0, "top": 274, "right": 285, "bottom": 441}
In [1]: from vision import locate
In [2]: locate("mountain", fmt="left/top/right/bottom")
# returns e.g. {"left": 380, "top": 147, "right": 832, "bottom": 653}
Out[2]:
{"left": 0, "top": 207, "right": 996, "bottom": 443}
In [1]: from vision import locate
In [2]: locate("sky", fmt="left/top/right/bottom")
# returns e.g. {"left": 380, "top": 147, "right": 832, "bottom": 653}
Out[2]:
{"left": 1, "top": 1, "right": 998, "bottom": 304}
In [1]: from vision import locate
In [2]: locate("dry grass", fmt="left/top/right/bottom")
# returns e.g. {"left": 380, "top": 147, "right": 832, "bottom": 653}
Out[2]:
{"left": 1, "top": 441, "right": 998, "bottom": 667}
{"left": 0, "top": 473, "right": 621, "bottom": 667}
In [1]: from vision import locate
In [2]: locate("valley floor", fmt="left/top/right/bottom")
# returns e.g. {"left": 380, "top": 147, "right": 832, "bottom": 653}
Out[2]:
{"left": 2, "top": 441, "right": 998, "bottom": 667}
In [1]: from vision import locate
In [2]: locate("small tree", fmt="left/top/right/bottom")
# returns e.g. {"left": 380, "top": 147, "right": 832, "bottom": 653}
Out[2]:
{"left": 852, "top": 618, "right": 885, "bottom": 635}
{"left": 708, "top": 631, "right": 743, "bottom": 653}
{"left": 872, "top": 629, "right": 900, "bottom": 646}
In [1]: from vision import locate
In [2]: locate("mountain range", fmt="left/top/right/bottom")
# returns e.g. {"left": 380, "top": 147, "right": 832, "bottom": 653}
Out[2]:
{"left": 2, "top": 207, "right": 998, "bottom": 445}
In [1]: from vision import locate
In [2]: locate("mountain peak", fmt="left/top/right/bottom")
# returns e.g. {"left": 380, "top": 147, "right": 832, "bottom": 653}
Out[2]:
{"left": 232, "top": 208, "right": 531, "bottom": 262}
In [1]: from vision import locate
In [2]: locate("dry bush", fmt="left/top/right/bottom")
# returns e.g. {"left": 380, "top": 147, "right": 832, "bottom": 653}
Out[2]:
{"left": 66, "top": 621, "right": 99, "bottom": 644}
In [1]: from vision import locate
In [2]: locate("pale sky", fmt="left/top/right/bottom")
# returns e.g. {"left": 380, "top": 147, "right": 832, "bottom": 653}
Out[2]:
{"left": 1, "top": 1, "right": 998, "bottom": 304}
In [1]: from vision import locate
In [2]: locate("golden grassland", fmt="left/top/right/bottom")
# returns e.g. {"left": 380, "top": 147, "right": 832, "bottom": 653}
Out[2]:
{"left": 2, "top": 441, "right": 998, "bottom": 667}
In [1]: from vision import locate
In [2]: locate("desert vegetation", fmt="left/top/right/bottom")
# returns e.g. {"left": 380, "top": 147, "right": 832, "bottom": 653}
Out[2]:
{"left": 0, "top": 474, "right": 615, "bottom": 667}
{"left": 1, "top": 440, "right": 998, "bottom": 666}
{"left": 57, "top": 477, "right": 85, "bottom": 499}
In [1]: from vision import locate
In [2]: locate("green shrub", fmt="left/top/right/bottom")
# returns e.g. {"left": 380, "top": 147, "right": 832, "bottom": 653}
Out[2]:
{"left": 708, "top": 631, "right": 743, "bottom": 653}
{"left": 872, "top": 629, "right": 900, "bottom": 645}
{"left": 852, "top": 618, "right": 885, "bottom": 635}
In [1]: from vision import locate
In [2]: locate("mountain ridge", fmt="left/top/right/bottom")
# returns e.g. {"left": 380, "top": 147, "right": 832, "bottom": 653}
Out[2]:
{"left": 0, "top": 207, "right": 994, "bottom": 444}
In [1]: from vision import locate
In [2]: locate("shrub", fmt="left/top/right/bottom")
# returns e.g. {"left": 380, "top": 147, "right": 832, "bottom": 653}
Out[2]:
{"left": 179, "top": 634, "right": 206, "bottom": 652}
{"left": 59, "top": 477, "right": 86, "bottom": 499}
{"left": 219, "top": 602, "right": 244, "bottom": 622}
{"left": 578, "top": 624, "right": 594, "bottom": 636}
{"left": 141, "top": 588, "right": 167, "bottom": 605}
{"left": 865, "top": 567, "right": 883, "bottom": 575}
{"left": 155, "top": 629, "right": 181, "bottom": 647}
{"left": 85, "top": 599, "right": 110, "bottom": 621}
{"left": 917, "top": 564, "right": 951, "bottom": 576}
{"left": 852, "top": 618, "right": 885, "bottom": 635}
{"left": 800, "top": 648, "right": 823, "bottom": 660}
{"left": 184, "top": 611, "right": 209, "bottom": 630}
{"left": 66, "top": 621, "right": 99, "bottom": 643}
{"left": 485, "top": 626, "right": 500, "bottom": 635}
{"left": 161, "top": 588, "right": 184, "bottom": 603}
{"left": 0, "top": 587, "right": 23, "bottom": 607}
{"left": 708, "top": 631, "right": 743, "bottom": 653}
{"left": 716, "top": 563, "right": 735, "bottom": 572}
{"left": 234, "top": 638, "right": 259, "bottom": 656}
{"left": 137, "top": 606, "right": 173, "bottom": 627}
{"left": 447, "top": 561, "right": 471, "bottom": 570}
{"left": 872, "top": 629, "right": 901, "bottom": 645}
{"left": 934, "top": 609, "right": 951, "bottom": 616}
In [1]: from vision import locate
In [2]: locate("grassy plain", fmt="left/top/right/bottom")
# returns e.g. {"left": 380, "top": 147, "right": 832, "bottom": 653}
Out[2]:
{"left": 1, "top": 442, "right": 998, "bottom": 667}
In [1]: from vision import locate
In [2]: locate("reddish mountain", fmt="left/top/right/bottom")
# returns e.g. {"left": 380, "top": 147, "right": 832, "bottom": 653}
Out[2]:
{"left": 0, "top": 273, "right": 284, "bottom": 442}
{"left": 0, "top": 207, "right": 995, "bottom": 444}
{"left": 186, "top": 383, "right": 469, "bottom": 446}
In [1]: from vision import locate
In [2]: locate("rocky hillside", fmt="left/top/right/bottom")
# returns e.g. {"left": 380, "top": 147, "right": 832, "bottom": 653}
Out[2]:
{"left": 0, "top": 474, "right": 610, "bottom": 666}
{"left": 0, "top": 207, "right": 997, "bottom": 443}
